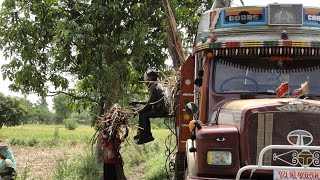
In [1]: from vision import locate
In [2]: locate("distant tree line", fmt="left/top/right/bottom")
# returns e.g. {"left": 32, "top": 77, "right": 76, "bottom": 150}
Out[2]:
{"left": 0, "top": 93, "right": 92, "bottom": 128}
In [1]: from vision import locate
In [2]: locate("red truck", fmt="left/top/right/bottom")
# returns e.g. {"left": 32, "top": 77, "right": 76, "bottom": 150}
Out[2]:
{"left": 174, "top": 2, "right": 320, "bottom": 179}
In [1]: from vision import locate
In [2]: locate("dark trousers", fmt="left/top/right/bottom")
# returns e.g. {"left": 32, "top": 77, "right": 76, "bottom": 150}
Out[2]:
{"left": 138, "top": 109, "right": 167, "bottom": 136}
{"left": 103, "top": 163, "right": 117, "bottom": 180}
{"left": 103, "top": 163, "right": 126, "bottom": 180}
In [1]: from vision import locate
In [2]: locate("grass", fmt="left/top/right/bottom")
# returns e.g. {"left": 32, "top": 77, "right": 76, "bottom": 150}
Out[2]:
{"left": 144, "top": 130, "right": 176, "bottom": 180}
{"left": 1, "top": 124, "right": 176, "bottom": 180}
{"left": 53, "top": 151, "right": 103, "bottom": 180}
{"left": 52, "top": 129, "right": 175, "bottom": 180}
{"left": 0, "top": 124, "right": 94, "bottom": 146}
{"left": 122, "top": 129, "right": 175, "bottom": 179}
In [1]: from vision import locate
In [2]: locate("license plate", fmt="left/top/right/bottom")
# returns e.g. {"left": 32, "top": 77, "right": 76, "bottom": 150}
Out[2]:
{"left": 274, "top": 170, "right": 320, "bottom": 180}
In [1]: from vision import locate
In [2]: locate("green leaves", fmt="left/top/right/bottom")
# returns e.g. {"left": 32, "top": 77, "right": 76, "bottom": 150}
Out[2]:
{"left": 0, "top": 93, "right": 26, "bottom": 128}
{"left": 53, "top": 94, "right": 73, "bottom": 124}
{"left": 0, "top": 0, "right": 213, "bottom": 117}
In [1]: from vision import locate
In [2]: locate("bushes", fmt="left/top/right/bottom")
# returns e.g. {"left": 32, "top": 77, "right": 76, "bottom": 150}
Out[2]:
{"left": 121, "top": 132, "right": 169, "bottom": 178}
{"left": 53, "top": 151, "right": 103, "bottom": 180}
{"left": 64, "top": 118, "right": 78, "bottom": 130}
{"left": 53, "top": 133, "right": 169, "bottom": 180}
{"left": 8, "top": 137, "right": 39, "bottom": 147}
{"left": 27, "top": 138, "right": 39, "bottom": 147}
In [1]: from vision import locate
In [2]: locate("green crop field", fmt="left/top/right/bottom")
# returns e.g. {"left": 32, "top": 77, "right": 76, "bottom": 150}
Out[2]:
{"left": 0, "top": 124, "right": 175, "bottom": 180}
{"left": 0, "top": 124, "right": 94, "bottom": 146}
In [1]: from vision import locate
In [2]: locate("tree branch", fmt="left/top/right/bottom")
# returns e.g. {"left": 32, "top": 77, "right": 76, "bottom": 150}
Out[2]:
{"left": 162, "top": 0, "right": 185, "bottom": 66}
{"left": 48, "top": 91, "right": 98, "bottom": 103}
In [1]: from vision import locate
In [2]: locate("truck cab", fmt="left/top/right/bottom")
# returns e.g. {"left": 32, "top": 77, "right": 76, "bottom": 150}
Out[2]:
{"left": 175, "top": 2, "right": 320, "bottom": 179}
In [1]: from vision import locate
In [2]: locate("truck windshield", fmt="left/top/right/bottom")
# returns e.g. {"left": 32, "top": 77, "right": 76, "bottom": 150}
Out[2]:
{"left": 214, "top": 56, "right": 320, "bottom": 96}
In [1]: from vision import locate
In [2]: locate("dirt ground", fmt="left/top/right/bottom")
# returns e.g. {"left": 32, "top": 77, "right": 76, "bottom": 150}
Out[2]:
{"left": 11, "top": 144, "right": 87, "bottom": 180}
{"left": 127, "top": 164, "right": 145, "bottom": 180}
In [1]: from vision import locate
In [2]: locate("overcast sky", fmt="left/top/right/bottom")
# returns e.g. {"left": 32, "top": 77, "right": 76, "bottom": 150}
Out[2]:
{"left": 1, "top": 0, "right": 320, "bottom": 111}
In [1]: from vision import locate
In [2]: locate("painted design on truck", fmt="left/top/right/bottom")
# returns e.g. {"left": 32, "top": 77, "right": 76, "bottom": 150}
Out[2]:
{"left": 221, "top": 7, "right": 267, "bottom": 27}
{"left": 304, "top": 8, "right": 320, "bottom": 27}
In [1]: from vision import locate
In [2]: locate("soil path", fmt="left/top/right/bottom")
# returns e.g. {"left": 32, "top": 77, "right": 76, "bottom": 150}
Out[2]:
{"left": 11, "top": 144, "right": 87, "bottom": 180}
{"left": 127, "top": 164, "right": 145, "bottom": 180}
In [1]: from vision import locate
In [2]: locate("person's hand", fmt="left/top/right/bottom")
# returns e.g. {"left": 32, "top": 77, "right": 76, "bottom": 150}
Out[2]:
{"left": 129, "top": 100, "right": 136, "bottom": 105}
{"left": 132, "top": 111, "right": 139, "bottom": 118}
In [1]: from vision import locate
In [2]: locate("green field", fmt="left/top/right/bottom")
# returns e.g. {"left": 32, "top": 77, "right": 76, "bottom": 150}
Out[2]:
{"left": 0, "top": 124, "right": 94, "bottom": 145}
{"left": 0, "top": 124, "right": 175, "bottom": 180}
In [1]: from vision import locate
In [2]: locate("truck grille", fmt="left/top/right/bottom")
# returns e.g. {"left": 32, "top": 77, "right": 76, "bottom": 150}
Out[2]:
{"left": 248, "top": 112, "right": 320, "bottom": 166}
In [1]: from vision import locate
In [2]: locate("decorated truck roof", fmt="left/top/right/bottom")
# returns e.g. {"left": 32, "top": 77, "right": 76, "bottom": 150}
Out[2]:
{"left": 195, "top": 4, "right": 320, "bottom": 54}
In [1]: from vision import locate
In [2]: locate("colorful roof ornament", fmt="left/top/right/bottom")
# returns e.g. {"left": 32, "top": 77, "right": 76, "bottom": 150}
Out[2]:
{"left": 276, "top": 82, "right": 289, "bottom": 98}
{"left": 293, "top": 81, "right": 309, "bottom": 98}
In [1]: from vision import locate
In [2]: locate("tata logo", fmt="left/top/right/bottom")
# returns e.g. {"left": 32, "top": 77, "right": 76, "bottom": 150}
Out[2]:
{"left": 298, "top": 150, "right": 313, "bottom": 166}
{"left": 287, "top": 130, "right": 313, "bottom": 146}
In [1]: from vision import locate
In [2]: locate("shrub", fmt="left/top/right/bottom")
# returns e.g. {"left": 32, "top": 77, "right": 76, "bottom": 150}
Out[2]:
{"left": 8, "top": 138, "right": 17, "bottom": 145}
{"left": 53, "top": 151, "right": 102, "bottom": 180}
{"left": 64, "top": 118, "right": 78, "bottom": 130}
{"left": 27, "top": 138, "right": 39, "bottom": 147}
{"left": 9, "top": 137, "right": 39, "bottom": 147}
{"left": 9, "top": 137, "right": 26, "bottom": 146}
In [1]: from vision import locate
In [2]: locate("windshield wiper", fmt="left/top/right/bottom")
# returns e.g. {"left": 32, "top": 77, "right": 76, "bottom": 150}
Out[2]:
{"left": 240, "top": 92, "right": 276, "bottom": 99}
{"left": 241, "top": 91, "right": 276, "bottom": 95}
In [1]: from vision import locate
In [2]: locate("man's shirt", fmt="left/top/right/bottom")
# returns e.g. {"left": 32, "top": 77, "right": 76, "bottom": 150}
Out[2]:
{"left": 138, "top": 82, "right": 168, "bottom": 114}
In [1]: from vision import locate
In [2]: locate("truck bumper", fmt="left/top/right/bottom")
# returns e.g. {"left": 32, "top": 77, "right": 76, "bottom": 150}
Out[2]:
{"left": 186, "top": 175, "right": 234, "bottom": 180}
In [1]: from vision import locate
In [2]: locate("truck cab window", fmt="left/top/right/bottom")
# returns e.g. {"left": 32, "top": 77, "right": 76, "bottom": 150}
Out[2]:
{"left": 213, "top": 56, "right": 320, "bottom": 96}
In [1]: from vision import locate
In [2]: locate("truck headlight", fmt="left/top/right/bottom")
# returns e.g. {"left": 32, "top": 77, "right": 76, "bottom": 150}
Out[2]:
{"left": 207, "top": 150, "right": 232, "bottom": 166}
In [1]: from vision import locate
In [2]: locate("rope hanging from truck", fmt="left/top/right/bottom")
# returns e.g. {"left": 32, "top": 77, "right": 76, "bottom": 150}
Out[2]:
{"left": 164, "top": 116, "right": 177, "bottom": 179}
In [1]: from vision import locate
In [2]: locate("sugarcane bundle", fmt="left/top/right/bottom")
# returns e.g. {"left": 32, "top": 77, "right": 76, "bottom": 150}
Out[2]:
{"left": 162, "top": 69, "right": 181, "bottom": 114}
{"left": 91, "top": 104, "right": 134, "bottom": 145}
{"left": 164, "top": 69, "right": 180, "bottom": 96}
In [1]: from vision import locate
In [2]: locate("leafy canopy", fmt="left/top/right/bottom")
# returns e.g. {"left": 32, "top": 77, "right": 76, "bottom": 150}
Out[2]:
{"left": 0, "top": 0, "right": 213, "bottom": 115}
{"left": 53, "top": 93, "right": 73, "bottom": 124}
{"left": 0, "top": 93, "right": 25, "bottom": 127}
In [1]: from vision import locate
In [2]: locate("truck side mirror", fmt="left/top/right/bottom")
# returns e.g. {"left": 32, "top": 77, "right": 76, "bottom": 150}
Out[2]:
{"left": 185, "top": 102, "right": 198, "bottom": 115}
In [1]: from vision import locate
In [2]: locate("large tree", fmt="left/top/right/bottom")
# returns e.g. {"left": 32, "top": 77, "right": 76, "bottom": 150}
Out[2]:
{"left": 34, "top": 97, "right": 54, "bottom": 124}
{"left": 53, "top": 93, "right": 73, "bottom": 124}
{"left": 18, "top": 98, "right": 38, "bottom": 124}
{"left": 0, "top": 93, "right": 25, "bottom": 128}
{"left": 163, "top": 0, "right": 213, "bottom": 67}
{"left": 0, "top": 0, "right": 213, "bottom": 115}
{"left": 0, "top": 0, "right": 168, "bottom": 115}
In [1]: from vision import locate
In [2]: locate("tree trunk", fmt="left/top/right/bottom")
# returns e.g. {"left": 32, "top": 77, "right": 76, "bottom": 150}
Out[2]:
{"left": 98, "top": 77, "right": 126, "bottom": 180}
{"left": 167, "top": 27, "right": 181, "bottom": 68}
{"left": 212, "top": 0, "right": 231, "bottom": 8}
{"left": 162, "top": 0, "right": 185, "bottom": 68}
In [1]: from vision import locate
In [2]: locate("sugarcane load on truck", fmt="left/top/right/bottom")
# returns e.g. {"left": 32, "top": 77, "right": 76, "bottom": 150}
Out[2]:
{"left": 172, "top": 0, "right": 320, "bottom": 179}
